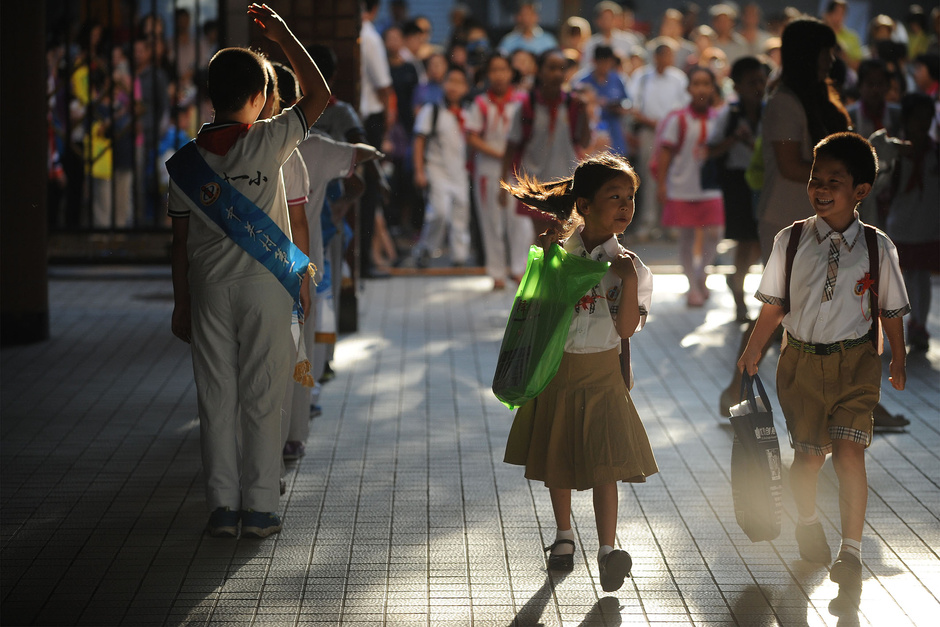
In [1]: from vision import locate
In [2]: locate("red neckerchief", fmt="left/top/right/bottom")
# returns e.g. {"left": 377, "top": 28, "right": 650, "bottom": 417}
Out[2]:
{"left": 487, "top": 86, "right": 515, "bottom": 122}
{"left": 448, "top": 104, "right": 465, "bottom": 133}
{"left": 195, "top": 123, "right": 251, "bottom": 156}
{"left": 861, "top": 100, "right": 886, "bottom": 131}
{"left": 688, "top": 106, "right": 711, "bottom": 145}
{"left": 326, "top": 95, "right": 338, "bottom": 109}
{"left": 536, "top": 88, "right": 565, "bottom": 134}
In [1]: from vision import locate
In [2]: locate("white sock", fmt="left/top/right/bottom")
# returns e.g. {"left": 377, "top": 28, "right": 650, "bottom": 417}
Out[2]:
{"left": 597, "top": 544, "right": 614, "bottom": 564}
{"left": 798, "top": 512, "right": 819, "bottom": 526}
{"left": 552, "top": 528, "right": 574, "bottom": 555}
{"left": 840, "top": 538, "right": 862, "bottom": 561}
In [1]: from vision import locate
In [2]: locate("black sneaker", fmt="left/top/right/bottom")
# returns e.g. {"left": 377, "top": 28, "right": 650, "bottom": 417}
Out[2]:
{"left": 795, "top": 522, "right": 832, "bottom": 564}
{"left": 240, "top": 510, "right": 282, "bottom": 539}
{"left": 205, "top": 507, "right": 239, "bottom": 538}
{"left": 599, "top": 550, "right": 632, "bottom": 592}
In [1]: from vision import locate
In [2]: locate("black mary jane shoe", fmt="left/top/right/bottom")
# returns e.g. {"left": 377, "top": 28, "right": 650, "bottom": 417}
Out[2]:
{"left": 544, "top": 539, "right": 575, "bottom": 571}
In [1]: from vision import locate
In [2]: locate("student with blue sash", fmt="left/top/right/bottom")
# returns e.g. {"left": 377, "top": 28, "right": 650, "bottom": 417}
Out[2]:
{"left": 167, "top": 4, "right": 330, "bottom": 540}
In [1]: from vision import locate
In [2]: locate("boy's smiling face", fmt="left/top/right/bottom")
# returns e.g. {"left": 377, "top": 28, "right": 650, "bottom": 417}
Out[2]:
{"left": 807, "top": 155, "right": 871, "bottom": 231}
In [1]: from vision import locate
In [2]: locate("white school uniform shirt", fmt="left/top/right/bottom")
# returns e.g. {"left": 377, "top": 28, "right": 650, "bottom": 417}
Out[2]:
{"left": 659, "top": 107, "right": 724, "bottom": 201}
{"left": 283, "top": 148, "right": 309, "bottom": 210}
{"left": 756, "top": 215, "right": 910, "bottom": 344}
{"left": 414, "top": 103, "right": 468, "bottom": 182}
{"left": 359, "top": 19, "right": 392, "bottom": 117}
{"left": 507, "top": 93, "right": 580, "bottom": 181}
{"left": 563, "top": 226, "right": 653, "bottom": 354}
{"left": 631, "top": 66, "right": 689, "bottom": 123}
{"left": 167, "top": 106, "right": 309, "bottom": 288}
{"left": 296, "top": 130, "right": 357, "bottom": 282}
{"left": 464, "top": 89, "right": 523, "bottom": 171}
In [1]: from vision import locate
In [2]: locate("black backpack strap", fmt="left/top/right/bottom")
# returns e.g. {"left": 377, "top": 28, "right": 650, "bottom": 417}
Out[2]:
{"left": 783, "top": 220, "right": 806, "bottom": 315}
{"left": 429, "top": 103, "right": 439, "bottom": 141}
{"left": 863, "top": 224, "right": 882, "bottom": 351}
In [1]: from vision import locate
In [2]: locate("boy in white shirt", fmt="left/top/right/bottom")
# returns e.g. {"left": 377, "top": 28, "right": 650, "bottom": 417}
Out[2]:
{"left": 412, "top": 65, "right": 470, "bottom": 266}
{"left": 738, "top": 132, "right": 909, "bottom": 613}
{"left": 167, "top": 5, "right": 330, "bottom": 539}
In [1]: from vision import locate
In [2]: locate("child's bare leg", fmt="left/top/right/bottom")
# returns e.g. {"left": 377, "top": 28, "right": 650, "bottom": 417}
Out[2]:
{"left": 548, "top": 488, "right": 575, "bottom": 561}
{"left": 592, "top": 482, "right": 618, "bottom": 547}
{"left": 549, "top": 488, "right": 572, "bottom": 530}
{"left": 831, "top": 439, "right": 867, "bottom": 544}
{"left": 729, "top": 239, "right": 761, "bottom": 318}
{"left": 791, "top": 450, "right": 832, "bottom": 563}
{"left": 790, "top": 451, "right": 826, "bottom": 518}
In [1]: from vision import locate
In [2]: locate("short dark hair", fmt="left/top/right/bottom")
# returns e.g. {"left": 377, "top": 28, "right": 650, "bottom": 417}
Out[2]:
{"left": 729, "top": 55, "right": 764, "bottom": 83}
{"left": 308, "top": 44, "right": 337, "bottom": 82}
{"left": 446, "top": 64, "right": 468, "bottom": 80}
{"left": 273, "top": 62, "right": 298, "bottom": 109}
{"left": 813, "top": 132, "right": 878, "bottom": 186}
{"left": 914, "top": 53, "right": 940, "bottom": 82}
{"left": 207, "top": 47, "right": 267, "bottom": 114}
{"left": 402, "top": 19, "right": 424, "bottom": 38}
{"left": 363, "top": 0, "right": 381, "bottom": 13}
{"left": 856, "top": 58, "right": 889, "bottom": 86}
{"left": 593, "top": 45, "right": 615, "bottom": 61}
{"left": 901, "top": 91, "right": 935, "bottom": 121}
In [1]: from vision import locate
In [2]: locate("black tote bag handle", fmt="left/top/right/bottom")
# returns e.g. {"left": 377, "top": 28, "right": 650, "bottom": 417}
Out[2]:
{"left": 739, "top": 371, "right": 771, "bottom": 415}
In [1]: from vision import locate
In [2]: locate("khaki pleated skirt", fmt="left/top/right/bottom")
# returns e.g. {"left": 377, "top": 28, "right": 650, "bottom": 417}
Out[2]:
{"left": 504, "top": 349, "right": 658, "bottom": 490}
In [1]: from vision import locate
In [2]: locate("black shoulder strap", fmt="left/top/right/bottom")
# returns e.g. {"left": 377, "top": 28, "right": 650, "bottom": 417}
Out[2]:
{"left": 783, "top": 220, "right": 806, "bottom": 315}
{"left": 429, "top": 103, "right": 439, "bottom": 141}
{"left": 863, "top": 224, "right": 881, "bottom": 349}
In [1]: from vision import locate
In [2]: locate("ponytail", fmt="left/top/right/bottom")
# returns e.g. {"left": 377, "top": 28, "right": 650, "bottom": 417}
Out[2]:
{"left": 501, "top": 152, "right": 640, "bottom": 234}
{"left": 501, "top": 172, "right": 577, "bottom": 225}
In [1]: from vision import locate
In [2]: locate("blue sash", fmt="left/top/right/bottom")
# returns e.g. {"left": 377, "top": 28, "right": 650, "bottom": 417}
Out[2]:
{"left": 166, "top": 141, "right": 312, "bottom": 314}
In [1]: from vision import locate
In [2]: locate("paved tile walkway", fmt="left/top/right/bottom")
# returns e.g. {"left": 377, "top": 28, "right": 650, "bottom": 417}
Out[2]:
{"left": 2, "top": 268, "right": 938, "bottom": 626}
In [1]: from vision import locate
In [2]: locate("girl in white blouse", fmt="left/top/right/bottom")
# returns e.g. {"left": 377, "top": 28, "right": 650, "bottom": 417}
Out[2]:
{"left": 501, "top": 153, "right": 658, "bottom": 593}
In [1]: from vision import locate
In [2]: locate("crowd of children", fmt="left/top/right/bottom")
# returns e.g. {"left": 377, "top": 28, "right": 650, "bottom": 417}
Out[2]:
{"left": 156, "top": 0, "right": 934, "bottom": 614}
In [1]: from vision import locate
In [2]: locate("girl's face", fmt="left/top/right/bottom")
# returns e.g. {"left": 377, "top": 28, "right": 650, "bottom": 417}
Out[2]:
{"left": 488, "top": 57, "right": 513, "bottom": 92}
{"left": 538, "top": 53, "right": 567, "bottom": 90}
{"left": 579, "top": 173, "right": 636, "bottom": 237}
{"left": 511, "top": 51, "right": 536, "bottom": 77}
{"left": 688, "top": 70, "right": 715, "bottom": 109}
{"left": 427, "top": 54, "right": 447, "bottom": 82}
{"left": 817, "top": 46, "right": 836, "bottom": 82}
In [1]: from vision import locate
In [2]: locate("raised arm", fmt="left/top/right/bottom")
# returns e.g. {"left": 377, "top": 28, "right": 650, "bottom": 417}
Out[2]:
{"left": 249, "top": 3, "right": 330, "bottom": 128}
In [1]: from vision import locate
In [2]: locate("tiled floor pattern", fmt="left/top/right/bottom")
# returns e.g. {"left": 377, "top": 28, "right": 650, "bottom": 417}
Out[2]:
{"left": 1, "top": 270, "right": 938, "bottom": 626}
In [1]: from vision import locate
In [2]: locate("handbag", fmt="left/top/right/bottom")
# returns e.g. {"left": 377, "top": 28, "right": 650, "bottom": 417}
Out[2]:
{"left": 492, "top": 243, "right": 609, "bottom": 409}
{"left": 729, "top": 372, "right": 783, "bottom": 542}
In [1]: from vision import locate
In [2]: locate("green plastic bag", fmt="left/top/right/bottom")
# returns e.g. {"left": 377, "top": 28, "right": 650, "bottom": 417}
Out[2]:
{"left": 493, "top": 243, "right": 610, "bottom": 409}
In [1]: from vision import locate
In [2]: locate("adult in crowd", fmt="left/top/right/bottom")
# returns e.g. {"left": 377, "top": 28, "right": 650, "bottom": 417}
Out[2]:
{"left": 710, "top": 3, "right": 750, "bottom": 66}
{"left": 359, "top": 0, "right": 395, "bottom": 278}
{"left": 498, "top": 1, "right": 558, "bottom": 56}
{"left": 822, "top": 0, "right": 864, "bottom": 70}
{"left": 580, "top": 1, "right": 643, "bottom": 70}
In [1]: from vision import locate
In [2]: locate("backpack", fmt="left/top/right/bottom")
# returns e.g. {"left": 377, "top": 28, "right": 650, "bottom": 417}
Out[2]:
{"left": 649, "top": 108, "right": 687, "bottom": 180}
{"left": 784, "top": 219, "right": 882, "bottom": 352}
{"left": 516, "top": 88, "right": 582, "bottom": 157}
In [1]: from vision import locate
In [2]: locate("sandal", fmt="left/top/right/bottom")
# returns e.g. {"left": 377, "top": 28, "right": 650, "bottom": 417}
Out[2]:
{"left": 544, "top": 539, "right": 575, "bottom": 571}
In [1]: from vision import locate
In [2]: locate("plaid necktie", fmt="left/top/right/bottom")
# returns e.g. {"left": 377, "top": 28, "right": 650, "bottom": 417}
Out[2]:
{"left": 822, "top": 232, "right": 842, "bottom": 302}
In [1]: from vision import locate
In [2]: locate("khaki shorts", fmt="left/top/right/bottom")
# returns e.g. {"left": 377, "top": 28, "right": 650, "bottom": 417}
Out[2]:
{"left": 776, "top": 341, "right": 881, "bottom": 455}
